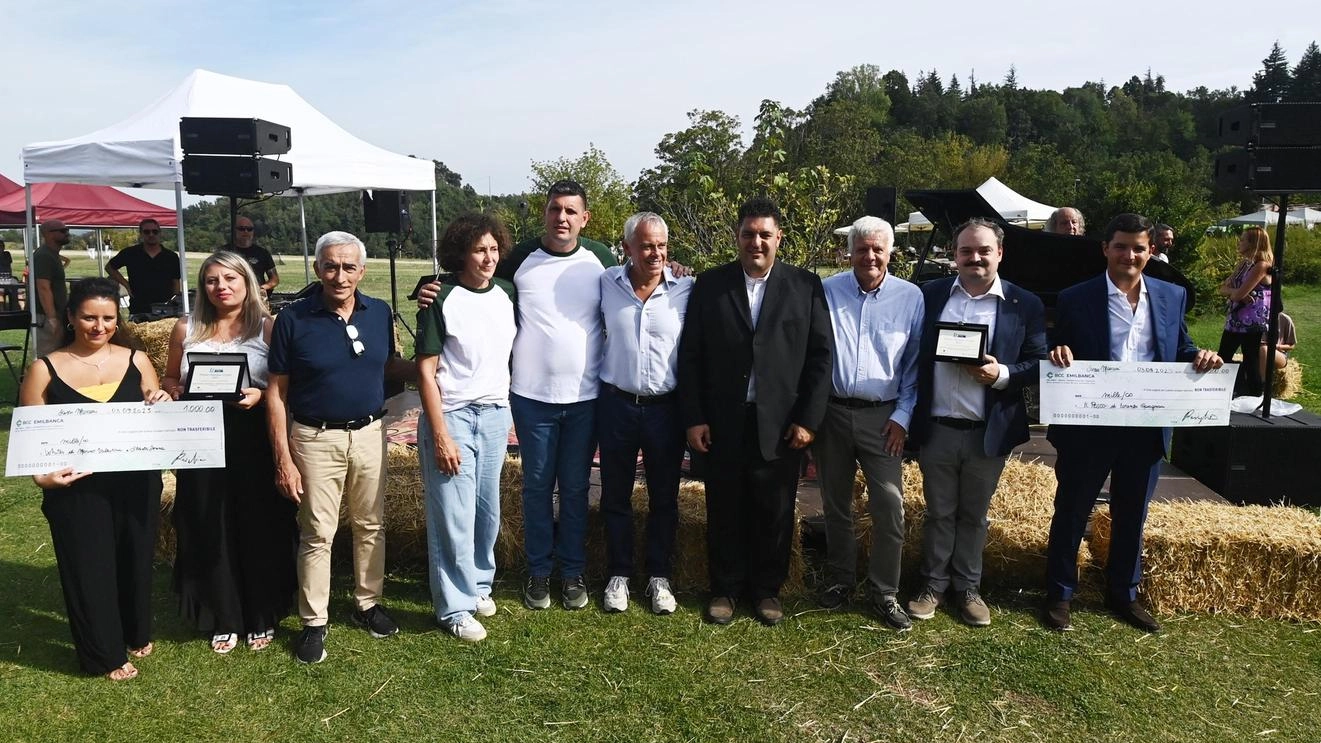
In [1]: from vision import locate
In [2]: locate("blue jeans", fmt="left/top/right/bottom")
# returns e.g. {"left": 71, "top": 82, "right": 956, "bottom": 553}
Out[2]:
{"left": 596, "top": 391, "right": 683, "bottom": 579}
{"left": 510, "top": 393, "right": 596, "bottom": 578}
{"left": 419, "top": 404, "right": 511, "bottom": 624}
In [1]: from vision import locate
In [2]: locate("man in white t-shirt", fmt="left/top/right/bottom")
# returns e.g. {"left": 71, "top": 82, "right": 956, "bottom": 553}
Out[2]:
{"left": 419, "top": 180, "right": 614, "bottom": 612}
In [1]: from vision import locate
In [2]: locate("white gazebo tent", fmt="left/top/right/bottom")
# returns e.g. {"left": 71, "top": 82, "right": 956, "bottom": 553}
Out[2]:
{"left": 20, "top": 69, "right": 437, "bottom": 321}
{"left": 974, "top": 176, "right": 1057, "bottom": 226}
{"left": 1288, "top": 207, "right": 1321, "bottom": 227}
{"left": 1218, "top": 209, "right": 1305, "bottom": 228}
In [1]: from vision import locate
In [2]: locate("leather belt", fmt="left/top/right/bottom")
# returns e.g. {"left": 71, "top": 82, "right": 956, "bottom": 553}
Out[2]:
{"left": 829, "top": 396, "right": 897, "bottom": 409}
{"left": 294, "top": 409, "right": 387, "bottom": 431}
{"left": 604, "top": 383, "right": 676, "bottom": 406}
{"left": 932, "top": 416, "right": 985, "bottom": 430}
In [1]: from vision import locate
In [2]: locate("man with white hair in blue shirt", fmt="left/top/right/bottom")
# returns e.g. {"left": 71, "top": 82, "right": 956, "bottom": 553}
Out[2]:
{"left": 813, "top": 216, "right": 924, "bottom": 629}
{"left": 597, "top": 212, "right": 693, "bottom": 615}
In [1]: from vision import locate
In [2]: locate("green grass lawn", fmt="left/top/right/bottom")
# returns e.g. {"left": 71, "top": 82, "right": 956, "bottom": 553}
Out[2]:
{"left": 3, "top": 257, "right": 1320, "bottom": 740}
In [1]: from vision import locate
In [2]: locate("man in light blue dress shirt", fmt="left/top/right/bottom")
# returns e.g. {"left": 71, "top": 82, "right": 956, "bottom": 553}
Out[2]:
{"left": 597, "top": 212, "right": 694, "bottom": 615}
{"left": 813, "top": 216, "right": 924, "bottom": 629}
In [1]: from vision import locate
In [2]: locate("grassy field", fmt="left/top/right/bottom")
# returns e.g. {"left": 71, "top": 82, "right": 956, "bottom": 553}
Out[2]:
{"left": 2, "top": 254, "right": 1320, "bottom": 741}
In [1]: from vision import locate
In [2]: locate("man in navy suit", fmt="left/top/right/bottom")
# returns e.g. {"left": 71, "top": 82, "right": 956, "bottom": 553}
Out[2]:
{"left": 678, "top": 196, "right": 834, "bottom": 627}
{"left": 907, "top": 219, "right": 1047, "bottom": 627}
{"left": 1042, "top": 213, "right": 1222, "bottom": 633}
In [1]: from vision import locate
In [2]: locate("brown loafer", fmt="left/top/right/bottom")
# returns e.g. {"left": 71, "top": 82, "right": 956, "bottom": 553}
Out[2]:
{"left": 754, "top": 597, "right": 784, "bottom": 626}
{"left": 707, "top": 596, "right": 736, "bottom": 625}
{"left": 1042, "top": 600, "right": 1072, "bottom": 631}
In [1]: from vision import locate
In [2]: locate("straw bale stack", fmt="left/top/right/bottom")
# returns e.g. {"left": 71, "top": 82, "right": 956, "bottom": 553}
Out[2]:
{"left": 124, "top": 318, "right": 176, "bottom": 379}
{"left": 1090, "top": 500, "right": 1321, "bottom": 620}
{"left": 1273, "top": 357, "right": 1303, "bottom": 399}
{"left": 855, "top": 457, "right": 1096, "bottom": 590}
{"left": 157, "top": 471, "right": 177, "bottom": 562}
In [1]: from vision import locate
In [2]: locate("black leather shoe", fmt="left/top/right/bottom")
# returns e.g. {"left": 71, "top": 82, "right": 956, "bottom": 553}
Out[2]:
{"left": 754, "top": 597, "right": 784, "bottom": 626}
{"left": 1107, "top": 597, "right": 1160, "bottom": 633}
{"left": 1042, "top": 600, "right": 1072, "bottom": 631}
{"left": 707, "top": 596, "right": 736, "bottom": 625}
{"left": 817, "top": 583, "right": 851, "bottom": 610}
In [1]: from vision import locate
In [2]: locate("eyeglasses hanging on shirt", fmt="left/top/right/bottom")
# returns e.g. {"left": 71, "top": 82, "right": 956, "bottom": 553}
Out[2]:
{"left": 345, "top": 323, "right": 365, "bottom": 357}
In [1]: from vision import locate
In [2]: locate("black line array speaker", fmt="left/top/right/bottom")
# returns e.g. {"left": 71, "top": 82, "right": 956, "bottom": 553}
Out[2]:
{"left": 180, "top": 117, "right": 292, "bottom": 155}
{"left": 864, "top": 186, "right": 897, "bottom": 228}
{"left": 182, "top": 155, "right": 293, "bottom": 197}
{"left": 363, "top": 190, "right": 411, "bottom": 234}
{"left": 1214, "top": 147, "right": 1321, "bottom": 193}
{"left": 1170, "top": 410, "right": 1321, "bottom": 507}
{"left": 1218, "top": 103, "right": 1321, "bottom": 147}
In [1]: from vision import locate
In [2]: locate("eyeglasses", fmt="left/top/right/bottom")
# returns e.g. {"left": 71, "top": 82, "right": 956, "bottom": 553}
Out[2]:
{"left": 235, "top": 226, "right": 255, "bottom": 232}
{"left": 141, "top": 229, "right": 160, "bottom": 235}
{"left": 345, "top": 323, "right": 365, "bottom": 357}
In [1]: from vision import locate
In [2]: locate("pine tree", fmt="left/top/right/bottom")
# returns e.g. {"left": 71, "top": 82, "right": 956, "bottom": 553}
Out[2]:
{"left": 1288, "top": 41, "right": 1321, "bottom": 101}
{"left": 1250, "top": 41, "right": 1291, "bottom": 103}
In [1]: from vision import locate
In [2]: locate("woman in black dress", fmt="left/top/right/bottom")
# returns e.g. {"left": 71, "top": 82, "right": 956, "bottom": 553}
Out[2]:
{"left": 161, "top": 252, "right": 295, "bottom": 653}
{"left": 19, "top": 278, "right": 170, "bottom": 681}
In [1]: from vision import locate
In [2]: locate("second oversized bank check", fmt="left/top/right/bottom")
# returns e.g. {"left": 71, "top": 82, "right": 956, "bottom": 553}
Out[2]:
{"left": 5, "top": 401, "right": 225, "bottom": 477}
{"left": 1039, "top": 361, "right": 1237, "bottom": 427}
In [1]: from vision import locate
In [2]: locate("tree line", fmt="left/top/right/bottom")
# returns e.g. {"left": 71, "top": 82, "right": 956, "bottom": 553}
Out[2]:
{"left": 170, "top": 40, "right": 1320, "bottom": 276}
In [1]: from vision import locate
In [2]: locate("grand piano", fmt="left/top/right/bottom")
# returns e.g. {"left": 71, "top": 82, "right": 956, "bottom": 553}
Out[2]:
{"left": 905, "top": 187, "right": 1196, "bottom": 312}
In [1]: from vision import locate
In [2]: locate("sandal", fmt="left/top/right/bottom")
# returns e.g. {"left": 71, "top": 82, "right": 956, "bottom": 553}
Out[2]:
{"left": 246, "top": 628, "right": 275, "bottom": 652}
{"left": 128, "top": 642, "right": 153, "bottom": 659}
{"left": 210, "top": 633, "right": 239, "bottom": 654}
{"left": 106, "top": 662, "right": 138, "bottom": 681}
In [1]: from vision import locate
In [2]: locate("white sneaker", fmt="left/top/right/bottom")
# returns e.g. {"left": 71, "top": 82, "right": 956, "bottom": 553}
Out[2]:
{"left": 447, "top": 614, "right": 487, "bottom": 643}
{"left": 476, "top": 595, "right": 497, "bottom": 617}
{"left": 646, "top": 577, "right": 677, "bottom": 615}
{"left": 603, "top": 576, "right": 630, "bottom": 613}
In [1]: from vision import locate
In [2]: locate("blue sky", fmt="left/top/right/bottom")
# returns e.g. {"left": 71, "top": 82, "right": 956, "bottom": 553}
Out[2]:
{"left": 4, "top": 0, "right": 1317, "bottom": 206}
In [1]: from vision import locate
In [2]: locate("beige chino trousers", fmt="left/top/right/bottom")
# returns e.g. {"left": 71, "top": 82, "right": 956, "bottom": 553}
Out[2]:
{"left": 290, "top": 420, "right": 386, "bottom": 626}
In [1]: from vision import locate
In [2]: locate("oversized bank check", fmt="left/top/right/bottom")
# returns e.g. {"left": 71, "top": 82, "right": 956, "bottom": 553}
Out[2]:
{"left": 5, "top": 401, "right": 225, "bottom": 477}
{"left": 1039, "top": 361, "right": 1237, "bottom": 427}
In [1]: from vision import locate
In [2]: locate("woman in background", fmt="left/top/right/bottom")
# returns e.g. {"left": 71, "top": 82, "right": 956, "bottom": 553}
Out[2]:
{"left": 1217, "top": 226, "right": 1274, "bottom": 397}
{"left": 162, "top": 252, "right": 296, "bottom": 654}
{"left": 19, "top": 278, "right": 168, "bottom": 681}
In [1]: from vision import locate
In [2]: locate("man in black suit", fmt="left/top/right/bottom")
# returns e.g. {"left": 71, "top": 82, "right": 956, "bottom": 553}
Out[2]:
{"left": 678, "top": 196, "right": 834, "bottom": 626}
{"left": 907, "top": 218, "right": 1047, "bottom": 627}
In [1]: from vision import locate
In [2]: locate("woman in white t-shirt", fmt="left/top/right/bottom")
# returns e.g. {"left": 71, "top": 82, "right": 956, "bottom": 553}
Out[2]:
{"left": 415, "top": 213, "right": 517, "bottom": 642}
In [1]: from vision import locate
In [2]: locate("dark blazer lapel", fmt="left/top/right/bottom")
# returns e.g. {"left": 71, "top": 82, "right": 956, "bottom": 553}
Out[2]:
{"left": 991, "top": 287, "right": 1019, "bottom": 361}
{"left": 722, "top": 264, "right": 754, "bottom": 332}
{"left": 1147, "top": 280, "right": 1172, "bottom": 361}
{"left": 753, "top": 264, "right": 788, "bottom": 334}
{"left": 1089, "top": 277, "right": 1111, "bottom": 360}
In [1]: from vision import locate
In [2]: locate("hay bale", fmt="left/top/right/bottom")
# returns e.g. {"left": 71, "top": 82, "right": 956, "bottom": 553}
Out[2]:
{"left": 1090, "top": 501, "right": 1321, "bottom": 620}
{"left": 1274, "top": 357, "right": 1303, "bottom": 399}
{"left": 157, "top": 471, "right": 177, "bottom": 562}
{"left": 124, "top": 318, "right": 176, "bottom": 379}
{"left": 855, "top": 457, "right": 1097, "bottom": 591}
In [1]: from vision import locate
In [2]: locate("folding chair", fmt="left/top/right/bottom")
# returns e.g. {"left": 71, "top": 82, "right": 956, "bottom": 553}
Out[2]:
{"left": 0, "top": 310, "right": 32, "bottom": 404}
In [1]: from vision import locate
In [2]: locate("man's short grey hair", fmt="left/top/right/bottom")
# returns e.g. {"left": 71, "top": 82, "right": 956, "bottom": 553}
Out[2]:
{"left": 623, "top": 211, "right": 667, "bottom": 245}
{"left": 846, "top": 216, "right": 895, "bottom": 254}
{"left": 1045, "top": 207, "right": 1085, "bottom": 234}
{"left": 314, "top": 230, "right": 368, "bottom": 266}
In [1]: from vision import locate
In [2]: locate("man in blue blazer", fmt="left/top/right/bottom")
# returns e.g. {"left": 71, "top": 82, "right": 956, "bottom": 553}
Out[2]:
{"left": 1042, "top": 213, "right": 1222, "bottom": 633}
{"left": 908, "top": 219, "right": 1047, "bottom": 627}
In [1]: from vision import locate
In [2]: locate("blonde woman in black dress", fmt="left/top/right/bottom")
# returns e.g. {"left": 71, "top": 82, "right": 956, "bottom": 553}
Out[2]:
{"left": 162, "top": 252, "right": 296, "bottom": 654}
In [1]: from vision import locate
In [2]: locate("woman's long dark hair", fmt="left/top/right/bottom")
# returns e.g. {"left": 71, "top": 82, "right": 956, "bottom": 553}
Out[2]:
{"left": 61, "top": 277, "right": 136, "bottom": 349}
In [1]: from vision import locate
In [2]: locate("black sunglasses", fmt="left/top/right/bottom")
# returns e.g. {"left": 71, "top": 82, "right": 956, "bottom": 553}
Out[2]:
{"left": 235, "top": 226, "right": 255, "bottom": 232}
{"left": 141, "top": 229, "right": 160, "bottom": 235}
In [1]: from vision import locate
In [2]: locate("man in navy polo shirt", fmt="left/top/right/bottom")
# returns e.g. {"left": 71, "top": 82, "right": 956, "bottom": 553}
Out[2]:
{"left": 267, "top": 230, "right": 409, "bottom": 664}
